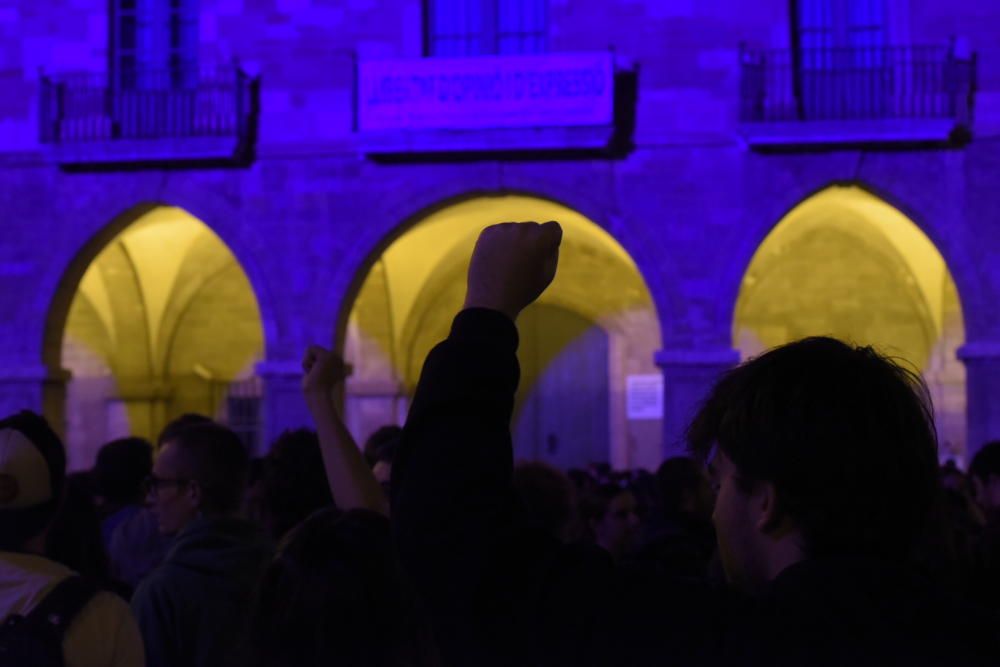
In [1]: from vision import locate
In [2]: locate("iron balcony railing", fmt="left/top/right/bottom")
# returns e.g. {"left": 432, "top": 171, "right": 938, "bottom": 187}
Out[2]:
{"left": 740, "top": 44, "right": 977, "bottom": 125}
{"left": 39, "top": 64, "right": 256, "bottom": 144}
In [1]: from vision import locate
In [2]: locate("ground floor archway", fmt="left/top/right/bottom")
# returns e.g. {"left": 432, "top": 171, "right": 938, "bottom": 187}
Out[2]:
{"left": 49, "top": 206, "right": 265, "bottom": 469}
{"left": 342, "top": 194, "right": 663, "bottom": 470}
{"left": 735, "top": 185, "right": 966, "bottom": 462}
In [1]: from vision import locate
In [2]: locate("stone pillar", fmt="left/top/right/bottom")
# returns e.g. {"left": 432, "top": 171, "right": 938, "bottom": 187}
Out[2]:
{"left": 115, "top": 378, "right": 175, "bottom": 443}
{"left": 0, "top": 364, "right": 69, "bottom": 434}
{"left": 655, "top": 346, "right": 740, "bottom": 459}
{"left": 957, "top": 341, "right": 1000, "bottom": 462}
{"left": 256, "top": 359, "right": 311, "bottom": 456}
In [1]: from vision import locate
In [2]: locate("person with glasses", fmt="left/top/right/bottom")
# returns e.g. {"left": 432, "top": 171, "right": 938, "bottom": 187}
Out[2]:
{"left": 131, "top": 420, "right": 271, "bottom": 667}
{"left": 93, "top": 437, "right": 171, "bottom": 591}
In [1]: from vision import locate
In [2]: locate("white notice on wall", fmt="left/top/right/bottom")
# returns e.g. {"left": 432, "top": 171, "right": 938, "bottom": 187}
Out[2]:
{"left": 626, "top": 374, "right": 663, "bottom": 420}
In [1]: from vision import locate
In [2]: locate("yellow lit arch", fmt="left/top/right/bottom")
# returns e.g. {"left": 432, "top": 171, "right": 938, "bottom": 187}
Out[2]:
{"left": 61, "top": 207, "right": 264, "bottom": 468}
{"left": 735, "top": 185, "right": 966, "bottom": 460}
{"left": 344, "top": 195, "right": 662, "bottom": 470}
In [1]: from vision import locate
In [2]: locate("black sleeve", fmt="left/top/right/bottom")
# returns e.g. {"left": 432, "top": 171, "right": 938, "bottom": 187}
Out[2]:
{"left": 391, "top": 308, "right": 620, "bottom": 665}
{"left": 390, "top": 308, "right": 522, "bottom": 645}
{"left": 390, "top": 308, "right": 722, "bottom": 666}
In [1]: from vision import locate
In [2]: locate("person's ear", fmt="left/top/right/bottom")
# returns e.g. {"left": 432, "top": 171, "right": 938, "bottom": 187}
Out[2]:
{"left": 186, "top": 480, "right": 203, "bottom": 510}
{"left": 754, "top": 481, "right": 784, "bottom": 534}
{"left": 971, "top": 475, "right": 985, "bottom": 504}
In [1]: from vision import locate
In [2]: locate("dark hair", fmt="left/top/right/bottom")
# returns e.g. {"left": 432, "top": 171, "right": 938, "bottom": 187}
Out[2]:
{"left": 260, "top": 429, "right": 334, "bottom": 541}
{"left": 687, "top": 336, "right": 940, "bottom": 560}
{"left": 969, "top": 441, "right": 1000, "bottom": 484}
{"left": 157, "top": 413, "right": 213, "bottom": 449}
{"left": 0, "top": 411, "right": 66, "bottom": 550}
{"left": 567, "top": 468, "right": 597, "bottom": 497}
{"left": 364, "top": 425, "right": 403, "bottom": 468}
{"left": 579, "top": 482, "right": 632, "bottom": 525}
{"left": 94, "top": 437, "right": 153, "bottom": 506}
{"left": 165, "top": 422, "right": 249, "bottom": 515}
{"left": 656, "top": 457, "right": 708, "bottom": 516}
{"left": 513, "top": 461, "right": 577, "bottom": 542}
{"left": 246, "top": 508, "right": 438, "bottom": 667}
{"left": 45, "top": 472, "right": 115, "bottom": 589}
{"left": 247, "top": 457, "right": 267, "bottom": 486}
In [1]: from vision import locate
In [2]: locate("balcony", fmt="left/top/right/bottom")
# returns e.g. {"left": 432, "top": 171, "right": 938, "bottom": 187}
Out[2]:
{"left": 739, "top": 44, "right": 977, "bottom": 148}
{"left": 355, "top": 52, "right": 630, "bottom": 156}
{"left": 39, "top": 65, "right": 258, "bottom": 166}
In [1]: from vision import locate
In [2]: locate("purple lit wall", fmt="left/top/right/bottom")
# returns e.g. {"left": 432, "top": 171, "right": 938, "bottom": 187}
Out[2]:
{"left": 0, "top": 0, "right": 999, "bottom": 468}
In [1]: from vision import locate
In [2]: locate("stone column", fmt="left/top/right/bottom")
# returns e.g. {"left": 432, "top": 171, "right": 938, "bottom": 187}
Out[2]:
{"left": 114, "top": 377, "right": 175, "bottom": 443}
{"left": 957, "top": 341, "right": 1000, "bottom": 462}
{"left": 256, "top": 359, "right": 311, "bottom": 456}
{"left": 655, "top": 346, "right": 740, "bottom": 460}
{"left": 0, "top": 364, "right": 69, "bottom": 434}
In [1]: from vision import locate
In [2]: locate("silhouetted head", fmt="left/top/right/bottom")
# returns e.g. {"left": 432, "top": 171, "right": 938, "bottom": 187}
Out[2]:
{"left": 94, "top": 436, "right": 153, "bottom": 508}
{"left": 148, "top": 421, "right": 248, "bottom": 535}
{"left": 580, "top": 481, "right": 640, "bottom": 560}
{"left": 969, "top": 441, "right": 1000, "bottom": 515}
{"left": 248, "top": 508, "right": 437, "bottom": 667}
{"left": 156, "top": 413, "right": 213, "bottom": 450}
{"left": 46, "top": 472, "right": 111, "bottom": 583}
{"left": 513, "top": 461, "right": 578, "bottom": 543}
{"left": 656, "top": 456, "right": 714, "bottom": 521}
{"left": 688, "top": 336, "right": 939, "bottom": 591}
{"left": 260, "top": 428, "right": 334, "bottom": 541}
{"left": 0, "top": 411, "right": 67, "bottom": 551}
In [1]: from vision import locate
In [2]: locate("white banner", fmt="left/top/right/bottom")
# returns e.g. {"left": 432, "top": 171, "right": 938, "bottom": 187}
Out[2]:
{"left": 358, "top": 53, "right": 615, "bottom": 131}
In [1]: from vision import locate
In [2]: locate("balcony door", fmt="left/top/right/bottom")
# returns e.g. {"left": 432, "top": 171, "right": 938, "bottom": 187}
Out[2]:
{"left": 110, "top": 0, "right": 199, "bottom": 138}
{"left": 794, "top": 0, "right": 889, "bottom": 120}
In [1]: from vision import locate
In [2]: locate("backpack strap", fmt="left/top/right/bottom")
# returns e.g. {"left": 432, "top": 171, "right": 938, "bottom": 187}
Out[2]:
{"left": 23, "top": 577, "right": 98, "bottom": 642}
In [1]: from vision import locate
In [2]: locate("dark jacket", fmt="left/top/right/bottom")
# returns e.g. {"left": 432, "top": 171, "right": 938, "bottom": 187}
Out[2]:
{"left": 627, "top": 512, "right": 718, "bottom": 581}
{"left": 131, "top": 516, "right": 271, "bottom": 667}
{"left": 104, "top": 505, "right": 172, "bottom": 590}
{"left": 392, "top": 308, "right": 999, "bottom": 666}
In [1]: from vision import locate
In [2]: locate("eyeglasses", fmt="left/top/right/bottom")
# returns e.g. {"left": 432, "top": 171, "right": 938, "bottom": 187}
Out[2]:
{"left": 143, "top": 475, "right": 191, "bottom": 496}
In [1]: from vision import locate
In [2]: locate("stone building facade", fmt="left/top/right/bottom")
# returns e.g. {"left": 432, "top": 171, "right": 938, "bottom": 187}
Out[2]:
{"left": 0, "top": 0, "right": 998, "bottom": 470}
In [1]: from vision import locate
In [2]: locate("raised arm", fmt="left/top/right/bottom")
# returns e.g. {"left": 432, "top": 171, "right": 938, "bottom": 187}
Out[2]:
{"left": 302, "top": 346, "right": 389, "bottom": 516}
{"left": 391, "top": 222, "right": 564, "bottom": 662}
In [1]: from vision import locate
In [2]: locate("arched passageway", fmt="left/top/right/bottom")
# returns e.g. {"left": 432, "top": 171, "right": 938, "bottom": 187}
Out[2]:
{"left": 343, "top": 195, "right": 663, "bottom": 470}
{"left": 735, "top": 186, "right": 966, "bottom": 462}
{"left": 49, "top": 207, "right": 265, "bottom": 469}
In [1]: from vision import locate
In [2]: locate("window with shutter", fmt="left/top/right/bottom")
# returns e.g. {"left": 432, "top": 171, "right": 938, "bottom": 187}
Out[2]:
{"left": 425, "top": 0, "right": 547, "bottom": 57}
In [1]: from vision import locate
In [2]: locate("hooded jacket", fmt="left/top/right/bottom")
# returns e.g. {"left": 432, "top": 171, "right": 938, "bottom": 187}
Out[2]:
{"left": 131, "top": 516, "right": 271, "bottom": 667}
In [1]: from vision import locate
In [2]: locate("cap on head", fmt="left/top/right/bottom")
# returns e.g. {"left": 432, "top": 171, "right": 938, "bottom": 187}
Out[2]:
{"left": 0, "top": 428, "right": 53, "bottom": 509}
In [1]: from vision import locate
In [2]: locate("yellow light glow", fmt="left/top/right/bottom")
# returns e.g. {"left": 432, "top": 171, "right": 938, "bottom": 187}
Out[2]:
{"left": 375, "top": 195, "right": 641, "bottom": 348}
{"left": 345, "top": 195, "right": 663, "bottom": 469}
{"left": 119, "top": 210, "right": 206, "bottom": 354}
{"left": 734, "top": 185, "right": 966, "bottom": 456}
{"left": 64, "top": 207, "right": 264, "bottom": 450}
{"left": 351, "top": 194, "right": 651, "bottom": 381}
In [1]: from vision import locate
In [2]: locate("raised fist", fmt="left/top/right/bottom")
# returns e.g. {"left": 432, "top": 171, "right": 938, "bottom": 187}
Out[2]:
{"left": 463, "top": 221, "right": 563, "bottom": 321}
